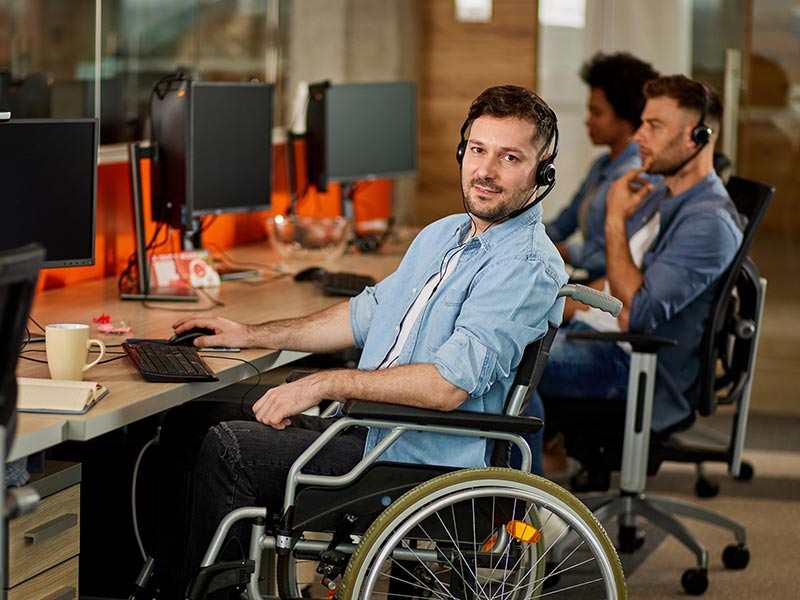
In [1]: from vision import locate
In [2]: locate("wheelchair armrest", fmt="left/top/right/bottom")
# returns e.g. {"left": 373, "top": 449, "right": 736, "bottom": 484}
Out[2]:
{"left": 566, "top": 330, "right": 678, "bottom": 353}
{"left": 285, "top": 369, "right": 320, "bottom": 383}
{"left": 342, "top": 400, "right": 543, "bottom": 434}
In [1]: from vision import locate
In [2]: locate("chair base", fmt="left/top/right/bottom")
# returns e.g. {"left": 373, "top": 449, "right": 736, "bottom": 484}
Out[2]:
{"left": 580, "top": 491, "right": 749, "bottom": 595}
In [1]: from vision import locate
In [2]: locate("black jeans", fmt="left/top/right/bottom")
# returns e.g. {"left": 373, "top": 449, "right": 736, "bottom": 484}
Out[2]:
{"left": 154, "top": 385, "right": 368, "bottom": 599}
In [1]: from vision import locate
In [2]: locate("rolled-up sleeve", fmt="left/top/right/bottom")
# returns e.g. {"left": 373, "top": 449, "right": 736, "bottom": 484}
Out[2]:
{"left": 349, "top": 287, "right": 376, "bottom": 349}
{"left": 630, "top": 212, "right": 742, "bottom": 333}
{"left": 432, "top": 257, "right": 563, "bottom": 396}
{"left": 349, "top": 271, "right": 399, "bottom": 348}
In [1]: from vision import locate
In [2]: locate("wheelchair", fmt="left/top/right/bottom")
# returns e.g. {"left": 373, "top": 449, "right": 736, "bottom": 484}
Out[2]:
{"left": 186, "top": 285, "right": 628, "bottom": 600}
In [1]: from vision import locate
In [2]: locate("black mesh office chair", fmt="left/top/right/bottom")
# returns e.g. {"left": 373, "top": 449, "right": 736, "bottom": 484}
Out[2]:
{"left": 543, "top": 176, "right": 773, "bottom": 595}
{"left": 0, "top": 243, "right": 46, "bottom": 588}
{"left": 184, "top": 285, "right": 630, "bottom": 600}
{"left": 653, "top": 176, "right": 773, "bottom": 496}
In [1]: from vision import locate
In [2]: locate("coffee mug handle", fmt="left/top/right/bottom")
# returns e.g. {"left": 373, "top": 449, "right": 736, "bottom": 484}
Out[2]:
{"left": 83, "top": 338, "right": 106, "bottom": 372}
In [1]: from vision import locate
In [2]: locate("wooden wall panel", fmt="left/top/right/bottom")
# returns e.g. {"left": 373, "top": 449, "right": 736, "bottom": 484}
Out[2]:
{"left": 415, "top": 0, "right": 539, "bottom": 226}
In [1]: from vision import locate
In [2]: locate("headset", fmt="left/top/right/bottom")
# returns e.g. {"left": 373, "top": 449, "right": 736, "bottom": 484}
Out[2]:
{"left": 691, "top": 84, "right": 713, "bottom": 146}
{"left": 662, "top": 83, "right": 714, "bottom": 177}
{"left": 456, "top": 113, "right": 559, "bottom": 196}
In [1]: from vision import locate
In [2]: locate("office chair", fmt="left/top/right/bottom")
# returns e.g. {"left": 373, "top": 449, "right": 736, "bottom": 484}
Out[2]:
{"left": 543, "top": 176, "right": 773, "bottom": 595}
{"left": 185, "top": 285, "right": 629, "bottom": 600}
{"left": 655, "top": 175, "right": 774, "bottom": 497}
{"left": 0, "top": 243, "right": 46, "bottom": 589}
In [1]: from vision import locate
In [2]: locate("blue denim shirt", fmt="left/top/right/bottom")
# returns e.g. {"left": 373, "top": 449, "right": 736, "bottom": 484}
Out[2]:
{"left": 547, "top": 143, "right": 643, "bottom": 277}
{"left": 349, "top": 204, "right": 567, "bottom": 468}
{"left": 626, "top": 172, "right": 744, "bottom": 430}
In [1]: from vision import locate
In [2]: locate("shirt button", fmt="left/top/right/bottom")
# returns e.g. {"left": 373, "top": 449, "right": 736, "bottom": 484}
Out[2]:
{"left": 395, "top": 325, "right": 400, "bottom": 332}
{"left": 412, "top": 287, "right": 417, "bottom": 294}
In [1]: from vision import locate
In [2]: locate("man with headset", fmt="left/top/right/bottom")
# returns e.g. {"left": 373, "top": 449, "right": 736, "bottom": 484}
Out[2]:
{"left": 154, "top": 85, "right": 567, "bottom": 599}
{"left": 524, "top": 75, "right": 745, "bottom": 467}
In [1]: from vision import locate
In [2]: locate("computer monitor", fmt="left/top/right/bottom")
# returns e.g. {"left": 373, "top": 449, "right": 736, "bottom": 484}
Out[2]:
{"left": 150, "top": 80, "right": 274, "bottom": 238}
{"left": 306, "top": 81, "right": 417, "bottom": 192}
{"left": 0, "top": 118, "right": 98, "bottom": 268}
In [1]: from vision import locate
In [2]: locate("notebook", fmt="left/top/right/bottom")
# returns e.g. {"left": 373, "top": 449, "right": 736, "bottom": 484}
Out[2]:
{"left": 17, "top": 377, "right": 109, "bottom": 415}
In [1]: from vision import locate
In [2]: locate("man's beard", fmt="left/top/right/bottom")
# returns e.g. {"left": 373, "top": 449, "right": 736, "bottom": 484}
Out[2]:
{"left": 463, "top": 177, "right": 537, "bottom": 222}
{"left": 646, "top": 133, "right": 691, "bottom": 176}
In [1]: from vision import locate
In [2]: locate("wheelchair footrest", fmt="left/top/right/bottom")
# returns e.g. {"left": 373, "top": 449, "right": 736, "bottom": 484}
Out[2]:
{"left": 185, "top": 559, "right": 256, "bottom": 599}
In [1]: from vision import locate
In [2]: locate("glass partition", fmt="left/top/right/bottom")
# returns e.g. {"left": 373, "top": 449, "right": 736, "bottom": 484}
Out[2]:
{"left": 0, "top": 0, "right": 289, "bottom": 145}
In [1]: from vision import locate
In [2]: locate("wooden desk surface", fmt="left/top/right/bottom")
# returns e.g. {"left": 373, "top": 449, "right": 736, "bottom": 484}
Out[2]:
{"left": 11, "top": 243, "right": 404, "bottom": 460}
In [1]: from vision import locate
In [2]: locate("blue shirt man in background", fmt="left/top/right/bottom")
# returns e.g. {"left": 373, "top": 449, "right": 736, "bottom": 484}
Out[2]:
{"left": 156, "top": 85, "right": 567, "bottom": 599}
{"left": 525, "top": 75, "right": 744, "bottom": 475}
{"left": 547, "top": 52, "right": 659, "bottom": 279}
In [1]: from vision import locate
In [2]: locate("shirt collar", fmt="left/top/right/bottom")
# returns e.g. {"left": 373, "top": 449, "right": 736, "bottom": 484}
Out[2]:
{"left": 633, "top": 171, "right": 721, "bottom": 230}
{"left": 453, "top": 202, "right": 543, "bottom": 251}
{"left": 659, "top": 171, "right": 720, "bottom": 221}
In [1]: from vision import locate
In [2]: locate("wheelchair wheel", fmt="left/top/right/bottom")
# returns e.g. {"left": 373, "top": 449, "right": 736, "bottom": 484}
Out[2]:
{"left": 340, "top": 468, "right": 626, "bottom": 599}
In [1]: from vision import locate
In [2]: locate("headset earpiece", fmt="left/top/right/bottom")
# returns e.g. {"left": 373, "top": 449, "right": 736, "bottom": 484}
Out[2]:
{"left": 535, "top": 126, "right": 558, "bottom": 188}
{"left": 691, "top": 85, "right": 712, "bottom": 146}
{"left": 536, "top": 125, "right": 558, "bottom": 188}
{"left": 456, "top": 118, "right": 469, "bottom": 166}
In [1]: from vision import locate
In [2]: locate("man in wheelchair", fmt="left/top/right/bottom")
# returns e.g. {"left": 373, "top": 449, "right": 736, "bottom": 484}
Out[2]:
{"left": 152, "top": 85, "right": 575, "bottom": 599}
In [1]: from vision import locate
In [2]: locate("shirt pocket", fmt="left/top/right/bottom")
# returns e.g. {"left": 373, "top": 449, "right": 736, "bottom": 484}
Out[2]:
{"left": 425, "top": 289, "right": 468, "bottom": 352}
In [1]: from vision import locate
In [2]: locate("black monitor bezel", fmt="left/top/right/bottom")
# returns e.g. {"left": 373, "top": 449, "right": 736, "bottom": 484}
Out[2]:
{"left": 186, "top": 80, "right": 274, "bottom": 219}
{"left": 306, "top": 81, "right": 418, "bottom": 191}
{"left": 0, "top": 117, "right": 98, "bottom": 269}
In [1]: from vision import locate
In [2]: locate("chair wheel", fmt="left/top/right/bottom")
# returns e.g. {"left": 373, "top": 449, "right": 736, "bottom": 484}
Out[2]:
{"left": 695, "top": 477, "right": 720, "bottom": 498}
{"left": 618, "top": 525, "right": 645, "bottom": 553}
{"left": 736, "top": 462, "right": 754, "bottom": 481}
{"left": 722, "top": 543, "right": 750, "bottom": 570}
{"left": 681, "top": 568, "right": 709, "bottom": 595}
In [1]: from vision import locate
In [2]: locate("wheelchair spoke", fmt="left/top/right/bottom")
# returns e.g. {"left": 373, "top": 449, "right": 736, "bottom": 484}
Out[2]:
{"left": 534, "top": 576, "right": 606, "bottom": 597}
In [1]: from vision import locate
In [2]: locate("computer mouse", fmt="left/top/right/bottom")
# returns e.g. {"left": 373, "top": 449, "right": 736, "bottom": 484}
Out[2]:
{"left": 294, "top": 266, "right": 327, "bottom": 282}
{"left": 169, "top": 327, "right": 216, "bottom": 346}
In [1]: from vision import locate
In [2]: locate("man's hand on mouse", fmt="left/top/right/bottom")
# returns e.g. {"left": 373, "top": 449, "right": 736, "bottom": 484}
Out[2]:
{"left": 172, "top": 316, "right": 253, "bottom": 348}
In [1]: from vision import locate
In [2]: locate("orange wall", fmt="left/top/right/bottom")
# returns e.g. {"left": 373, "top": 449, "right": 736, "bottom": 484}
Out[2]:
{"left": 38, "top": 140, "right": 392, "bottom": 290}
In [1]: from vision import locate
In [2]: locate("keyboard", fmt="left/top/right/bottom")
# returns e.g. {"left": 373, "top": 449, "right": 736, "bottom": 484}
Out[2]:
{"left": 123, "top": 342, "right": 219, "bottom": 383}
{"left": 322, "top": 271, "right": 376, "bottom": 297}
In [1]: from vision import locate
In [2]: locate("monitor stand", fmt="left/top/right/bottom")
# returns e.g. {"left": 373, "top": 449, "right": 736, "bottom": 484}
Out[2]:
{"left": 185, "top": 218, "right": 260, "bottom": 282}
{"left": 217, "top": 266, "right": 261, "bottom": 281}
{"left": 121, "top": 142, "right": 198, "bottom": 303}
{"left": 120, "top": 286, "right": 199, "bottom": 302}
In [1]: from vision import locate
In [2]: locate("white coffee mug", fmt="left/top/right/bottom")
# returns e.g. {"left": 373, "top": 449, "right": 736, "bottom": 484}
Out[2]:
{"left": 45, "top": 324, "right": 106, "bottom": 381}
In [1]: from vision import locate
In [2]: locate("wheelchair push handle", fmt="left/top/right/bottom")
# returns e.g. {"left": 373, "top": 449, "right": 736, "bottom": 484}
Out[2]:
{"left": 558, "top": 284, "right": 622, "bottom": 317}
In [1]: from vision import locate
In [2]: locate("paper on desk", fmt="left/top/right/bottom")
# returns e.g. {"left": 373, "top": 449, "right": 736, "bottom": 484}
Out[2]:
{"left": 17, "top": 377, "right": 109, "bottom": 414}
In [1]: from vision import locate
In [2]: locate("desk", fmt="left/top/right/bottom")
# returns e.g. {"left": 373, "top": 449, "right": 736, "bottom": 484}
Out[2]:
{"left": 12, "top": 243, "right": 403, "bottom": 461}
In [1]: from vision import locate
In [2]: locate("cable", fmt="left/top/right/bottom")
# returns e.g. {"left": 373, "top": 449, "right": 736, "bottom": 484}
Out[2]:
{"left": 20, "top": 328, "right": 32, "bottom": 351}
{"left": 202, "top": 355, "right": 263, "bottom": 417}
{"left": 203, "top": 242, "right": 284, "bottom": 275}
{"left": 19, "top": 351, "right": 126, "bottom": 364}
{"left": 131, "top": 435, "right": 158, "bottom": 562}
{"left": 29, "top": 316, "right": 46, "bottom": 333}
{"left": 18, "top": 355, "right": 48, "bottom": 364}
{"left": 141, "top": 300, "right": 220, "bottom": 312}
{"left": 196, "top": 287, "right": 225, "bottom": 307}
{"left": 99, "top": 354, "right": 128, "bottom": 365}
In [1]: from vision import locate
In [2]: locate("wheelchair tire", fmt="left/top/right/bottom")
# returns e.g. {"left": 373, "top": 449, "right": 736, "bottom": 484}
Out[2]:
{"left": 340, "top": 467, "right": 626, "bottom": 599}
